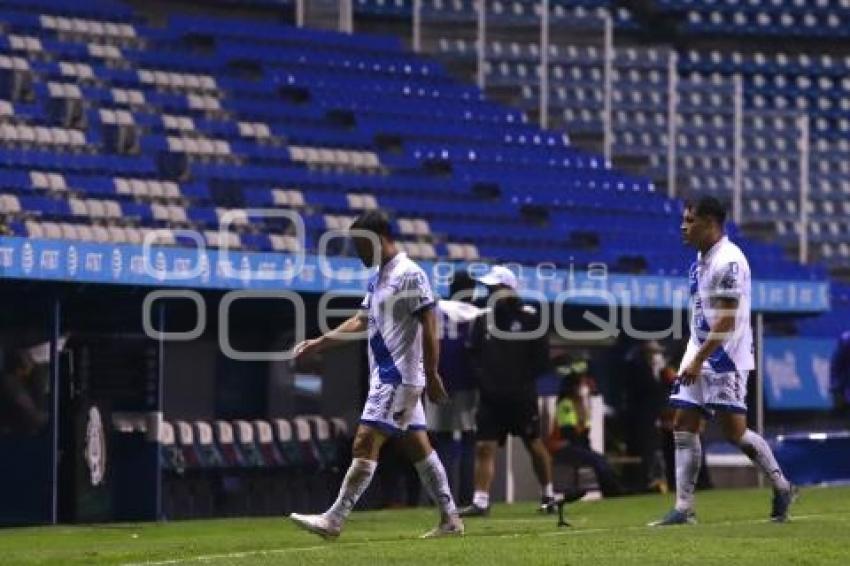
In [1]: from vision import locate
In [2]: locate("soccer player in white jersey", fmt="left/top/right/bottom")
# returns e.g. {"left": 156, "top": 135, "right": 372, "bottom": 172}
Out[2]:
{"left": 289, "top": 210, "right": 463, "bottom": 539}
{"left": 651, "top": 197, "right": 797, "bottom": 526}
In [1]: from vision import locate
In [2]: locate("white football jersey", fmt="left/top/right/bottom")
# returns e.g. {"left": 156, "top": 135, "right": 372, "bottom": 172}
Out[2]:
{"left": 679, "top": 235, "right": 755, "bottom": 374}
{"left": 360, "top": 252, "right": 436, "bottom": 387}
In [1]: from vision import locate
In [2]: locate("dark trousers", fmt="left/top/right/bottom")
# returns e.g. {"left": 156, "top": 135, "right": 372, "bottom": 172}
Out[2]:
{"left": 554, "top": 444, "right": 624, "bottom": 497}
{"left": 624, "top": 415, "right": 659, "bottom": 491}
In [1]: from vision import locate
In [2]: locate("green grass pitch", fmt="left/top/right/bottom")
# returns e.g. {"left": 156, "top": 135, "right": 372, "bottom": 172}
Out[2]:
{"left": 2, "top": 486, "right": 848, "bottom": 565}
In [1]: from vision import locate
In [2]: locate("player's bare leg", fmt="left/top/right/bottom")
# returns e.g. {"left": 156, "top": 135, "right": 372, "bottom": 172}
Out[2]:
{"left": 523, "top": 437, "right": 557, "bottom": 512}
{"left": 459, "top": 440, "right": 497, "bottom": 516}
{"left": 718, "top": 412, "right": 797, "bottom": 522}
{"left": 290, "top": 424, "right": 387, "bottom": 539}
{"left": 401, "top": 429, "right": 464, "bottom": 538}
{"left": 650, "top": 408, "right": 703, "bottom": 526}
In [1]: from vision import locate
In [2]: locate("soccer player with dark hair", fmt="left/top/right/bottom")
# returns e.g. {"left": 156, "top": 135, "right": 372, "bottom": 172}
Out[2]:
{"left": 290, "top": 209, "right": 463, "bottom": 539}
{"left": 650, "top": 197, "right": 797, "bottom": 526}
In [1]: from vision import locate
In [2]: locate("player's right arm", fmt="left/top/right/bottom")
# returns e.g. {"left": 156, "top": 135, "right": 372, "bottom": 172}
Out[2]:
{"left": 294, "top": 311, "right": 368, "bottom": 361}
{"left": 418, "top": 305, "right": 448, "bottom": 403}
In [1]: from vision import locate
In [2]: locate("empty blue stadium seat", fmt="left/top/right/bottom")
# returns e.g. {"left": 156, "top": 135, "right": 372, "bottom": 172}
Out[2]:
{"left": 0, "top": 1, "right": 828, "bottom": 282}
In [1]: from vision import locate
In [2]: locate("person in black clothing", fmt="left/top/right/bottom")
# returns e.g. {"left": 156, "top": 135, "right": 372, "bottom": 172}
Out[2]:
{"left": 550, "top": 371, "right": 624, "bottom": 498}
{"left": 621, "top": 340, "right": 669, "bottom": 492}
{"left": 459, "top": 266, "right": 556, "bottom": 517}
{"left": 0, "top": 333, "right": 69, "bottom": 436}
{"left": 831, "top": 331, "right": 850, "bottom": 414}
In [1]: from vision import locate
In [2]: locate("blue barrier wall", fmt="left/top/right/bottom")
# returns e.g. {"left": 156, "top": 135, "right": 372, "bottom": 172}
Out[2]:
{"left": 764, "top": 338, "right": 834, "bottom": 410}
{"left": 774, "top": 432, "right": 850, "bottom": 486}
{"left": 0, "top": 237, "right": 831, "bottom": 312}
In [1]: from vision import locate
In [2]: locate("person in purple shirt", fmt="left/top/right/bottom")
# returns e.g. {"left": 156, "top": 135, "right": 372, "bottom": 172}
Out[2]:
{"left": 427, "top": 273, "right": 480, "bottom": 506}
{"left": 831, "top": 331, "right": 850, "bottom": 413}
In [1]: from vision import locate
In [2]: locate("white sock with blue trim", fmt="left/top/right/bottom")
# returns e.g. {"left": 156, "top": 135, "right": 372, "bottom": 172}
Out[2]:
{"left": 674, "top": 431, "right": 701, "bottom": 513}
{"left": 415, "top": 450, "right": 458, "bottom": 521}
{"left": 326, "top": 458, "right": 377, "bottom": 524}
{"left": 737, "top": 430, "right": 790, "bottom": 491}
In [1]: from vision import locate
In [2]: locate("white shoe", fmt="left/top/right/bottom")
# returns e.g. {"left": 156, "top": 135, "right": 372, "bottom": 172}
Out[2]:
{"left": 420, "top": 516, "right": 465, "bottom": 539}
{"left": 289, "top": 513, "right": 342, "bottom": 540}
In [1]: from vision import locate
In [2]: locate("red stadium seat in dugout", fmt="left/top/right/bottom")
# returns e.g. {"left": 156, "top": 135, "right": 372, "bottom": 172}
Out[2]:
{"left": 158, "top": 420, "right": 194, "bottom": 519}
{"left": 173, "top": 419, "right": 216, "bottom": 517}
{"left": 273, "top": 418, "right": 303, "bottom": 468}
{"left": 272, "top": 418, "right": 317, "bottom": 511}
{"left": 330, "top": 417, "right": 353, "bottom": 467}
{"left": 291, "top": 416, "right": 321, "bottom": 471}
{"left": 174, "top": 420, "right": 202, "bottom": 469}
{"left": 213, "top": 420, "right": 247, "bottom": 468}
{"left": 212, "top": 420, "right": 253, "bottom": 516}
{"left": 233, "top": 419, "right": 265, "bottom": 467}
{"left": 252, "top": 419, "right": 286, "bottom": 467}
{"left": 158, "top": 420, "right": 185, "bottom": 473}
{"left": 294, "top": 416, "right": 337, "bottom": 510}
{"left": 231, "top": 419, "right": 269, "bottom": 514}
{"left": 305, "top": 415, "right": 339, "bottom": 471}
{"left": 248, "top": 420, "right": 288, "bottom": 515}
{"left": 192, "top": 420, "right": 224, "bottom": 468}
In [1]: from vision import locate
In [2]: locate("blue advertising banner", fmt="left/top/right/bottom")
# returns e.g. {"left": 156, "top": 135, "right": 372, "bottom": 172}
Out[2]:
{"left": 0, "top": 236, "right": 830, "bottom": 312}
{"left": 764, "top": 338, "right": 834, "bottom": 410}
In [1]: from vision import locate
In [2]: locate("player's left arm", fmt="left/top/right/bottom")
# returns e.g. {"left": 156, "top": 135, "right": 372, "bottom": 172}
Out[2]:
{"left": 681, "top": 259, "right": 743, "bottom": 384}
{"left": 681, "top": 296, "right": 738, "bottom": 384}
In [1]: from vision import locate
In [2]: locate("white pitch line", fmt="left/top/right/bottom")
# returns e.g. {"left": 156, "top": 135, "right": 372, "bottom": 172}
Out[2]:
{"left": 123, "top": 510, "right": 850, "bottom": 566}
{"left": 123, "top": 544, "right": 331, "bottom": 566}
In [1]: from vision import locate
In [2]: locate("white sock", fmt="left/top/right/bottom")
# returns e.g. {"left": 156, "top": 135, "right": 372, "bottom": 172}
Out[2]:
{"left": 541, "top": 483, "right": 554, "bottom": 499}
{"left": 415, "top": 451, "right": 458, "bottom": 520}
{"left": 674, "top": 431, "right": 701, "bottom": 513}
{"left": 473, "top": 490, "right": 490, "bottom": 509}
{"left": 325, "top": 458, "right": 377, "bottom": 524}
{"left": 737, "top": 430, "right": 791, "bottom": 491}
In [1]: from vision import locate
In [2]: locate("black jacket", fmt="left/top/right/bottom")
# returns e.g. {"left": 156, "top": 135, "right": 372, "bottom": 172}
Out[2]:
{"left": 467, "top": 303, "right": 549, "bottom": 400}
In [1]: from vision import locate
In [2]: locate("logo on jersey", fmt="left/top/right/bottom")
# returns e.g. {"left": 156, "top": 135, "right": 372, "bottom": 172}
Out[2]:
{"left": 719, "top": 262, "right": 739, "bottom": 291}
